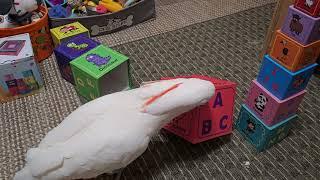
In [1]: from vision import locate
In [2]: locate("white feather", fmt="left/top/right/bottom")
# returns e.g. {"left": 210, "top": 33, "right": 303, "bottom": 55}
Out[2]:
{"left": 14, "top": 78, "right": 215, "bottom": 180}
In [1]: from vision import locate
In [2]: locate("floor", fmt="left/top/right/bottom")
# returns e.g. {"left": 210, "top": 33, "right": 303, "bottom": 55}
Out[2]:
{"left": 2, "top": 0, "right": 320, "bottom": 180}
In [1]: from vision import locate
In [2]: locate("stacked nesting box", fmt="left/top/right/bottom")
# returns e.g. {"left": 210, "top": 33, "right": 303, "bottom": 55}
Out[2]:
{"left": 235, "top": 0, "right": 319, "bottom": 152}
{"left": 52, "top": 22, "right": 132, "bottom": 102}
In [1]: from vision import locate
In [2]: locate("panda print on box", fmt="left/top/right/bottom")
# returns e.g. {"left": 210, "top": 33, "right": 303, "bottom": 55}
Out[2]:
{"left": 254, "top": 93, "right": 268, "bottom": 113}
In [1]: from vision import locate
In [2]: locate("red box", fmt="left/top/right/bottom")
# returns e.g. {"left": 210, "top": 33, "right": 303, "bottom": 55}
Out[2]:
{"left": 295, "top": 0, "right": 320, "bottom": 17}
{"left": 162, "top": 75, "right": 237, "bottom": 144}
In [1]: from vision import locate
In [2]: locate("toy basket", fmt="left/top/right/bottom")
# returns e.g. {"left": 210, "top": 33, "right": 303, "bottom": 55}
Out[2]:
{"left": 49, "top": 0, "right": 156, "bottom": 37}
{"left": 0, "top": 5, "right": 53, "bottom": 62}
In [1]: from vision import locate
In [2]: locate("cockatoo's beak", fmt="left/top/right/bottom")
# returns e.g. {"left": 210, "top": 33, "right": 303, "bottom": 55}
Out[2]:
{"left": 141, "top": 83, "right": 183, "bottom": 112}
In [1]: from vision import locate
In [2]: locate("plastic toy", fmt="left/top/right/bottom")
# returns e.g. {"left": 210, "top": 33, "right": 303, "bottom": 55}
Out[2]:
{"left": 270, "top": 30, "right": 320, "bottom": 72}
{"left": 45, "top": 0, "right": 67, "bottom": 7}
{"left": 295, "top": 0, "right": 320, "bottom": 17}
{"left": 0, "top": 33, "right": 43, "bottom": 102}
{"left": 99, "top": 0, "right": 123, "bottom": 12}
{"left": 48, "top": 5, "right": 72, "bottom": 18}
{"left": 257, "top": 55, "right": 316, "bottom": 100}
{"left": 14, "top": 78, "right": 215, "bottom": 180}
{"left": 281, "top": 5, "right": 320, "bottom": 45}
{"left": 245, "top": 79, "right": 305, "bottom": 126}
{"left": 163, "top": 75, "right": 237, "bottom": 144}
{"left": 50, "top": 22, "right": 89, "bottom": 47}
{"left": 71, "top": 45, "right": 131, "bottom": 101}
{"left": 54, "top": 35, "right": 100, "bottom": 84}
{"left": 235, "top": 104, "right": 297, "bottom": 152}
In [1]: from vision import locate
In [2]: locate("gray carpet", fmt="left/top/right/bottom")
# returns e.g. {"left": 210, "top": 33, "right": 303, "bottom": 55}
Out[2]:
{"left": 1, "top": 3, "right": 320, "bottom": 180}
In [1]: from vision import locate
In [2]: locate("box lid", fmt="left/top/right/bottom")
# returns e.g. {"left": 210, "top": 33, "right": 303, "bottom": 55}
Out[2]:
{"left": 0, "top": 33, "right": 34, "bottom": 66}
{"left": 70, "top": 45, "right": 129, "bottom": 79}
{"left": 50, "top": 22, "right": 89, "bottom": 40}
{"left": 55, "top": 35, "right": 100, "bottom": 60}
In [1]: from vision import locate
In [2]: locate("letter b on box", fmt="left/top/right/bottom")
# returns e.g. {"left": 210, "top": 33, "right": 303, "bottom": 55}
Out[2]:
{"left": 163, "top": 75, "right": 237, "bottom": 144}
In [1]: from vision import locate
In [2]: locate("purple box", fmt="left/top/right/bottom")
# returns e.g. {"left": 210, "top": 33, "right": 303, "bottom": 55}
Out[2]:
{"left": 281, "top": 5, "right": 320, "bottom": 45}
{"left": 245, "top": 80, "right": 305, "bottom": 126}
{"left": 54, "top": 35, "right": 100, "bottom": 84}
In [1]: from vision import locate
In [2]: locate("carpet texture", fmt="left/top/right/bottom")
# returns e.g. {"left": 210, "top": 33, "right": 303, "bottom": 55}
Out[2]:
{"left": 1, "top": 2, "right": 320, "bottom": 180}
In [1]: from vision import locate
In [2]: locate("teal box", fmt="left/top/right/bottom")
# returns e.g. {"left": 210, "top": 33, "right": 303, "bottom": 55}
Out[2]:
{"left": 257, "top": 55, "right": 317, "bottom": 100}
{"left": 235, "top": 104, "right": 297, "bottom": 152}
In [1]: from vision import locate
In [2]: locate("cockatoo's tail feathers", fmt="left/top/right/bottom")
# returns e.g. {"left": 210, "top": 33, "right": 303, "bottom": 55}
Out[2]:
{"left": 27, "top": 148, "right": 64, "bottom": 177}
{"left": 14, "top": 167, "right": 36, "bottom": 180}
{"left": 142, "top": 83, "right": 182, "bottom": 108}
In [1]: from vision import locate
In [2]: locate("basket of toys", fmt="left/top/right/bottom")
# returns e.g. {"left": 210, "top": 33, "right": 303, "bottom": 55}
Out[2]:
{"left": 0, "top": 4, "right": 53, "bottom": 62}
{"left": 48, "top": 0, "right": 156, "bottom": 37}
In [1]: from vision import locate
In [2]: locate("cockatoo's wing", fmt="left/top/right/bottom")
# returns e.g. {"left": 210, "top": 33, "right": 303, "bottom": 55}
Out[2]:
{"left": 39, "top": 91, "right": 137, "bottom": 148}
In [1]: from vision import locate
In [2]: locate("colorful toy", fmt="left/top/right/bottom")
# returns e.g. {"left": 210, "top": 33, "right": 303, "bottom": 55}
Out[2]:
{"left": 245, "top": 79, "right": 305, "bottom": 126}
{"left": 70, "top": 45, "right": 131, "bottom": 101}
{"left": 48, "top": 5, "right": 72, "bottom": 18}
{"left": 99, "top": 0, "right": 123, "bottom": 12}
{"left": 50, "top": 22, "right": 89, "bottom": 47}
{"left": 295, "top": 0, "right": 320, "bottom": 17}
{"left": 257, "top": 55, "right": 316, "bottom": 100}
{"left": 235, "top": 104, "right": 297, "bottom": 152}
{"left": 0, "top": 33, "right": 43, "bottom": 102}
{"left": 45, "top": 0, "right": 67, "bottom": 7}
{"left": 14, "top": 78, "right": 214, "bottom": 180}
{"left": 281, "top": 5, "right": 320, "bottom": 45}
{"left": 163, "top": 75, "right": 237, "bottom": 144}
{"left": 270, "top": 30, "right": 320, "bottom": 72}
{"left": 54, "top": 35, "right": 100, "bottom": 84}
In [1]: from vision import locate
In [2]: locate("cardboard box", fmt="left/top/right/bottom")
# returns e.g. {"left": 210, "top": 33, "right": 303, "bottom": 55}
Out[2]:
{"left": 257, "top": 55, "right": 316, "bottom": 100}
{"left": 235, "top": 104, "right": 297, "bottom": 152}
{"left": 281, "top": 5, "right": 320, "bottom": 45}
{"left": 295, "top": 0, "right": 320, "bottom": 17}
{"left": 54, "top": 35, "right": 100, "bottom": 84}
{"left": 49, "top": 0, "right": 156, "bottom": 37}
{"left": 70, "top": 45, "right": 132, "bottom": 101}
{"left": 270, "top": 30, "right": 320, "bottom": 72}
{"left": 50, "top": 22, "right": 89, "bottom": 47}
{"left": 0, "top": 33, "right": 43, "bottom": 102}
{"left": 245, "top": 80, "right": 305, "bottom": 126}
{"left": 163, "top": 75, "right": 237, "bottom": 144}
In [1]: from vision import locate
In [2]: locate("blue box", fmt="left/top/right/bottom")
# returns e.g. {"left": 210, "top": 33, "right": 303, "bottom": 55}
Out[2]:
{"left": 54, "top": 35, "right": 100, "bottom": 84}
{"left": 235, "top": 104, "right": 297, "bottom": 152}
{"left": 257, "top": 55, "right": 317, "bottom": 100}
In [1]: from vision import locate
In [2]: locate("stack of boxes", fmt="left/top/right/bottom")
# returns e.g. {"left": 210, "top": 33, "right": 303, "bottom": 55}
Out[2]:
{"left": 51, "top": 22, "right": 132, "bottom": 102}
{"left": 235, "top": 0, "right": 319, "bottom": 152}
{"left": 0, "top": 33, "right": 44, "bottom": 102}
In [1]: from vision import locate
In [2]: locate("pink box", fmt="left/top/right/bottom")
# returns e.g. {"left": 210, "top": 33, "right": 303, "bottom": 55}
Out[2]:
{"left": 162, "top": 75, "right": 237, "bottom": 144}
{"left": 245, "top": 80, "right": 305, "bottom": 126}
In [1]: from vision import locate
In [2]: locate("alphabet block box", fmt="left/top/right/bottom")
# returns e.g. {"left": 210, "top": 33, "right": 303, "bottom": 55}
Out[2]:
{"left": 54, "top": 35, "right": 100, "bottom": 84}
{"left": 70, "top": 45, "right": 132, "bottom": 101}
{"left": 0, "top": 33, "right": 44, "bottom": 102}
{"left": 295, "top": 0, "right": 320, "bottom": 17}
{"left": 163, "top": 75, "right": 237, "bottom": 144}
{"left": 245, "top": 80, "right": 305, "bottom": 126}
{"left": 270, "top": 30, "right": 320, "bottom": 72}
{"left": 282, "top": 5, "right": 320, "bottom": 45}
{"left": 235, "top": 104, "right": 297, "bottom": 152}
{"left": 257, "top": 55, "right": 316, "bottom": 100}
{"left": 50, "top": 22, "right": 89, "bottom": 47}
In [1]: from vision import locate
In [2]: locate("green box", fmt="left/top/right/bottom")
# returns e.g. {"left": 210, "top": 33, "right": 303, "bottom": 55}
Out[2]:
{"left": 50, "top": 22, "right": 89, "bottom": 47}
{"left": 70, "top": 45, "right": 132, "bottom": 101}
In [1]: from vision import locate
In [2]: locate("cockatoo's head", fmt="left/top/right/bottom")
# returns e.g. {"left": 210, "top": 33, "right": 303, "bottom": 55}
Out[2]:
{"left": 139, "top": 78, "right": 215, "bottom": 116}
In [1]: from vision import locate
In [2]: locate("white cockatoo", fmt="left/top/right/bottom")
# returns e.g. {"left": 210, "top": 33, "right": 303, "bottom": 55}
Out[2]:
{"left": 14, "top": 78, "right": 215, "bottom": 180}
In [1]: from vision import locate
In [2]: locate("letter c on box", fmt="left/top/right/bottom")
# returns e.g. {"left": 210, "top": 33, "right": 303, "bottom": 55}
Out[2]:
{"left": 220, "top": 115, "right": 228, "bottom": 130}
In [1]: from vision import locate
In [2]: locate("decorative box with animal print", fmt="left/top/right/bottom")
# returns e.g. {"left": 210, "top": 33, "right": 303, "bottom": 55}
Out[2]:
{"left": 257, "top": 55, "right": 316, "bottom": 100}
{"left": 270, "top": 30, "right": 320, "bottom": 72}
{"left": 54, "top": 35, "right": 100, "bottom": 84}
{"left": 50, "top": 22, "right": 89, "bottom": 47}
{"left": 162, "top": 75, "right": 237, "bottom": 144}
{"left": 245, "top": 80, "right": 305, "bottom": 127}
{"left": 70, "top": 45, "right": 132, "bottom": 101}
{"left": 235, "top": 104, "right": 297, "bottom": 152}
{"left": 295, "top": 0, "right": 320, "bottom": 17}
{"left": 282, "top": 5, "right": 320, "bottom": 45}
